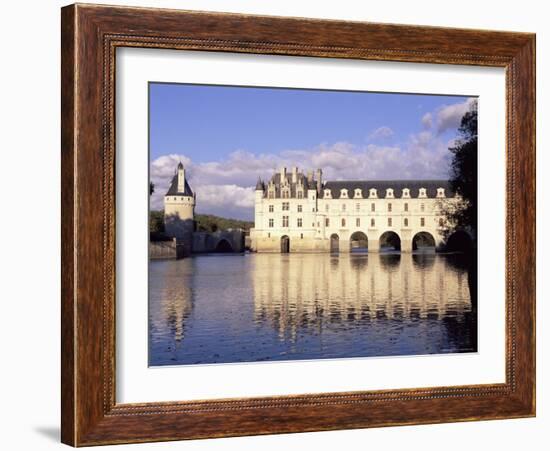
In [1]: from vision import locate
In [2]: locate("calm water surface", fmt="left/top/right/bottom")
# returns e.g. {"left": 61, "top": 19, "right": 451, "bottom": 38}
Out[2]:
{"left": 149, "top": 253, "right": 476, "bottom": 366}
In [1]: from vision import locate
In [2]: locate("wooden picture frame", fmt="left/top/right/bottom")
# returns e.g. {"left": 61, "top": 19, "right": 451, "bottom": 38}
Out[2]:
{"left": 61, "top": 3, "right": 535, "bottom": 446}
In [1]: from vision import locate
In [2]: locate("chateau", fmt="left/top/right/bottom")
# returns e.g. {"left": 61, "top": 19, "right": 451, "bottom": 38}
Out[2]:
{"left": 249, "top": 167, "right": 460, "bottom": 253}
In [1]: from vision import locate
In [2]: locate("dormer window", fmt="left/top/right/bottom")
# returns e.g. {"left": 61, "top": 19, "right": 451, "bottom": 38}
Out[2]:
{"left": 419, "top": 188, "right": 427, "bottom": 198}
{"left": 402, "top": 188, "right": 410, "bottom": 198}
{"left": 324, "top": 189, "right": 332, "bottom": 199}
{"left": 340, "top": 189, "right": 348, "bottom": 198}
{"left": 437, "top": 187, "right": 445, "bottom": 198}
{"left": 297, "top": 189, "right": 303, "bottom": 199}
{"left": 354, "top": 188, "right": 362, "bottom": 198}
{"left": 282, "top": 188, "right": 290, "bottom": 199}
{"left": 369, "top": 188, "right": 377, "bottom": 198}
{"left": 386, "top": 188, "right": 394, "bottom": 198}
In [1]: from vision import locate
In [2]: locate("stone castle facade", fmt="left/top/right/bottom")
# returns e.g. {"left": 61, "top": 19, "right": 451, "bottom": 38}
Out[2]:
{"left": 249, "top": 167, "right": 459, "bottom": 253}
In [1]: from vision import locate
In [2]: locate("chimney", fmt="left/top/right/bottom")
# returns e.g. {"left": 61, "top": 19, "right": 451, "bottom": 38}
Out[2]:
{"left": 280, "top": 166, "right": 286, "bottom": 183}
{"left": 292, "top": 166, "right": 298, "bottom": 184}
{"left": 316, "top": 168, "right": 323, "bottom": 193}
{"left": 307, "top": 171, "right": 313, "bottom": 184}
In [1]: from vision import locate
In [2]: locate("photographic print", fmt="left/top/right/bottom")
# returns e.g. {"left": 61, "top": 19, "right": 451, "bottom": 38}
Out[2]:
{"left": 148, "top": 83, "right": 478, "bottom": 366}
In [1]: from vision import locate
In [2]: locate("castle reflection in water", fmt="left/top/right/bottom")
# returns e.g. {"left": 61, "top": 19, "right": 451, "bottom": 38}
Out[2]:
{"left": 149, "top": 253, "right": 476, "bottom": 366}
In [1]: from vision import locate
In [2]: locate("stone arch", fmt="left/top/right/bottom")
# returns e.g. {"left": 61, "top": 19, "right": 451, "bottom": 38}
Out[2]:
{"left": 412, "top": 231, "right": 436, "bottom": 252}
{"left": 215, "top": 238, "right": 234, "bottom": 253}
{"left": 379, "top": 231, "right": 401, "bottom": 252}
{"left": 349, "top": 231, "right": 368, "bottom": 253}
{"left": 445, "top": 230, "right": 473, "bottom": 253}
{"left": 330, "top": 233, "right": 339, "bottom": 253}
{"left": 280, "top": 235, "right": 290, "bottom": 253}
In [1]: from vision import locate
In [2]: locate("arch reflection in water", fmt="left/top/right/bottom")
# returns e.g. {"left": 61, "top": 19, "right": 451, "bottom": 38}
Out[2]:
{"left": 149, "top": 253, "right": 476, "bottom": 366}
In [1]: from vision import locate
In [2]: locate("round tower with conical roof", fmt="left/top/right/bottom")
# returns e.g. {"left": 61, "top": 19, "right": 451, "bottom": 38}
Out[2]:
{"left": 164, "top": 162, "right": 195, "bottom": 255}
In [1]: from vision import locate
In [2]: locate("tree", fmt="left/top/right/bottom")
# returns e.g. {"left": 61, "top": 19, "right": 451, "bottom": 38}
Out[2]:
{"left": 149, "top": 210, "right": 165, "bottom": 233}
{"left": 194, "top": 214, "right": 254, "bottom": 234}
{"left": 440, "top": 100, "right": 478, "bottom": 243}
{"left": 149, "top": 181, "right": 155, "bottom": 196}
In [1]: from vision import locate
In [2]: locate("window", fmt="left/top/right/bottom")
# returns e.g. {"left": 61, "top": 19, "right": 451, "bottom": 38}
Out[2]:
{"left": 354, "top": 189, "right": 362, "bottom": 198}
{"left": 420, "top": 203, "right": 425, "bottom": 212}
{"left": 297, "top": 218, "right": 303, "bottom": 227}
{"left": 341, "top": 218, "right": 346, "bottom": 227}
{"left": 268, "top": 218, "right": 274, "bottom": 227}
{"left": 419, "top": 188, "right": 427, "bottom": 198}
{"left": 268, "top": 190, "right": 274, "bottom": 199}
{"left": 402, "top": 188, "right": 410, "bottom": 198}
{"left": 404, "top": 202, "right": 408, "bottom": 212}
{"left": 297, "top": 204, "right": 302, "bottom": 212}
{"left": 325, "top": 218, "right": 330, "bottom": 227}
{"left": 325, "top": 204, "right": 329, "bottom": 212}
{"left": 356, "top": 203, "right": 360, "bottom": 212}
{"left": 404, "top": 218, "right": 409, "bottom": 227}
{"left": 371, "top": 218, "right": 375, "bottom": 227}
{"left": 282, "top": 189, "right": 289, "bottom": 199}
{"left": 173, "top": 197, "right": 177, "bottom": 201}
{"left": 297, "top": 190, "right": 303, "bottom": 199}
{"left": 386, "top": 188, "right": 394, "bottom": 198}
{"left": 356, "top": 218, "right": 360, "bottom": 227}
{"left": 371, "top": 203, "right": 375, "bottom": 212}
{"left": 268, "top": 205, "right": 274, "bottom": 212}
{"left": 324, "top": 189, "right": 332, "bottom": 198}
{"left": 437, "top": 188, "right": 445, "bottom": 198}
{"left": 369, "top": 188, "right": 377, "bottom": 198}
{"left": 340, "top": 189, "right": 348, "bottom": 198}
{"left": 342, "top": 204, "right": 346, "bottom": 211}
{"left": 282, "top": 216, "right": 289, "bottom": 227}
{"left": 300, "top": 233, "right": 303, "bottom": 239}
{"left": 268, "top": 232, "right": 270, "bottom": 238}
{"left": 439, "top": 217, "right": 444, "bottom": 227}
{"left": 388, "top": 203, "right": 392, "bottom": 212}
{"left": 388, "top": 218, "right": 392, "bottom": 227}
{"left": 282, "top": 202, "right": 289, "bottom": 211}
{"left": 420, "top": 217, "right": 425, "bottom": 227}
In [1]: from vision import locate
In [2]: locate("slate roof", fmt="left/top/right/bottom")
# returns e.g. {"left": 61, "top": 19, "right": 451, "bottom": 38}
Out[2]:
{"left": 264, "top": 171, "right": 316, "bottom": 197}
{"left": 165, "top": 174, "right": 194, "bottom": 196}
{"left": 255, "top": 178, "right": 265, "bottom": 190}
{"left": 321, "top": 180, "right": 453, "bottom": 199}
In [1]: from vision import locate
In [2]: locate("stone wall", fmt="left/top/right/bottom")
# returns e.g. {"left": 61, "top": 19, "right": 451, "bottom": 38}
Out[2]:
{"left": 149, "top": 239, "right": 177, "bottom": 259}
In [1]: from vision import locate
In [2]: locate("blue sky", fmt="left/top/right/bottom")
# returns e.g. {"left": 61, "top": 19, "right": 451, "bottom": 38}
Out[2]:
{"left": 149, "top": 83, "right": 475, "bottom": 220}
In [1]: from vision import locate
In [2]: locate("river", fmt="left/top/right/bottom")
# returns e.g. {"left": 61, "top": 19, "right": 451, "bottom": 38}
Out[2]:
{"left": 149, "top": 252, "right": 476, "bottom": 366}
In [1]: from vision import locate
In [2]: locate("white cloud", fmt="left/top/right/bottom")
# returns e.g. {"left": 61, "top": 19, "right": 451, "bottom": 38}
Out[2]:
{"left": 150, "top": 128, "right": 453, "bottom": 219}
{"left": 368, "top": 126, "right": 394, "bottom": 140}
{"left": 422, "top": 97, "right": 476, "bottom": 134}
{"left": 196, "top": 184, "right": 255, "bottom": 209}
{"left": 421, "top": 112, "right": 433, "bottom": 129}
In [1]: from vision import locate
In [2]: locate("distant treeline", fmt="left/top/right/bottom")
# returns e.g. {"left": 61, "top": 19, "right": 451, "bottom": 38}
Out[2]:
{"left": 149, "top": 210, "right": 253, "bottom": 234}
{"left": 194, "top": 214, "right": 254, "bottom": 233}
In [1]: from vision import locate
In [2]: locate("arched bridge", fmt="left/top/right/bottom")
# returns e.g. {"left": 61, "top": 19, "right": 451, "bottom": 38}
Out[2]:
{"left": 192, "top": 229, "right": 245, "bottom": 253}
{"left": 327, "top": 228, "right": 474, "bottom": 254}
